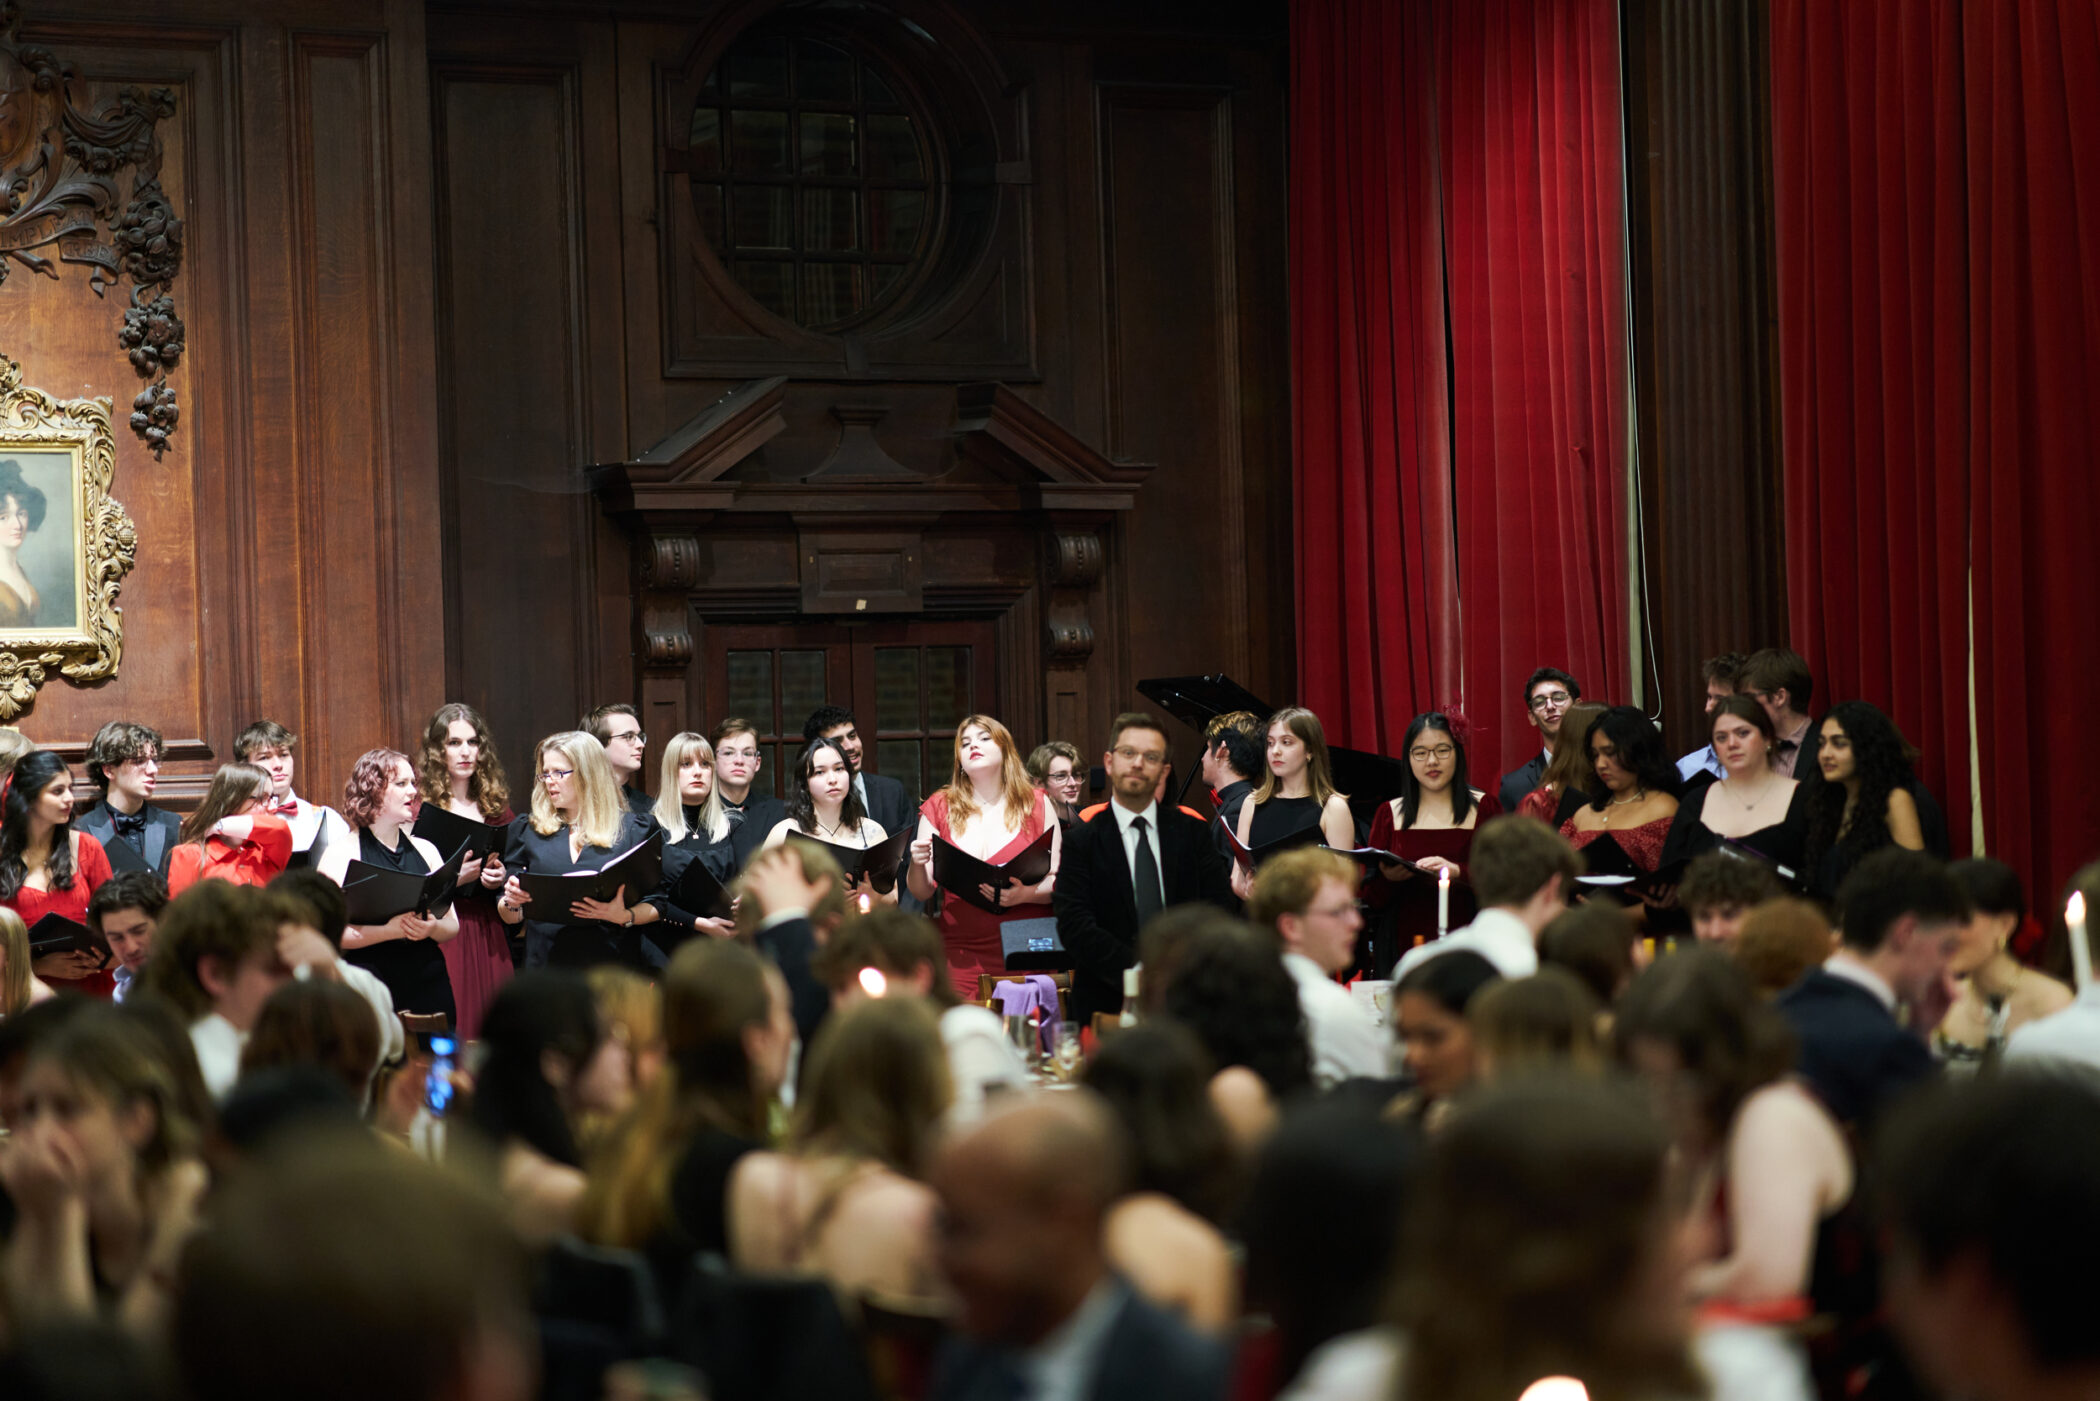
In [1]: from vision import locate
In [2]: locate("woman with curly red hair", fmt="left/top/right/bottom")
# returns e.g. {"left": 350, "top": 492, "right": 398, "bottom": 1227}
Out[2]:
{"left": 318, "top": 747, "right": 460, "bottom": 1023}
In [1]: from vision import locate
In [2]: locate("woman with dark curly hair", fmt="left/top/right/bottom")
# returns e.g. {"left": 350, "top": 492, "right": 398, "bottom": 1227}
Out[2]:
{"left": 1800, "top": 701, "right": 1926, "bottom": 899}
{"left": 1, "top": 750, "right": 115, "bottom": 997}
{"left": 416, "top": 703, "right": 515, "bottom": 1038}
{"left": 1559, "top": 707, "right": 1681, "bottom": 891}
{"left": 0, "top": 457, "right": 49, "bottom": 627}
{"left": 317, "top": 748, "right": 460, "bottom": 1023}
{"left": 1662, "top": 694, "right": 1812, "bottom": 880}
{"left": 1158, "top": 922, "right": 1312, "bottom": 1151}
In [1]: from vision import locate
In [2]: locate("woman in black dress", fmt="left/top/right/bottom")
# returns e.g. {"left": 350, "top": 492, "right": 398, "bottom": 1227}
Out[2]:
{"left": 652, "top": 730, "right": 738, "bottom": 942}
{"left": 1799, "top": 701, "right": 1929, "bottom": 898}
{"left": 1230, "top": 707, "right": 1355, "bottom": 898}
{"left": 319, "top": 747, "right": 460, "bottom": 1022}
{"left": 1661, "top": 695, "right": 1810, "bottom": 882}
{"left": 498, "top": 731, "right": 667, "bottom": 972}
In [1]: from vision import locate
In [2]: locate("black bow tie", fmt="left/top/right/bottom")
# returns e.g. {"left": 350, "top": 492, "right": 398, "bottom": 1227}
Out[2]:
{"left": 112, "top": 811, "right": 148, "bottom": 838}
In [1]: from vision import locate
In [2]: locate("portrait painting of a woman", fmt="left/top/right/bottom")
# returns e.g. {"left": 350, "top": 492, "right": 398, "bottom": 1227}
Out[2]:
{"left": 0, "top": 458, "right": 48, "bottom": 628}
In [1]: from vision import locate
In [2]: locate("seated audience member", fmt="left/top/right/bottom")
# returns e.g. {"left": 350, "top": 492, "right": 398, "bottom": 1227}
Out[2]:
{"left": 1618, "top": 949, "right": 1852, "bottom": 1310}
{"left": 1730, "top": 897, "right": 1837, "bottom": 1000}
{"left": 1057, "top": 712, "right": 1232, "bottom": 1023}
{"left": 1497, "top": 666, "right": 1583, "bottom": 812}
{"left": 237, "top": 978, "right": 383, "bottom": 1107}
{"left": 1, "top": 908, "right": 54, "bottom": 1016}
{"left": 811, "top": 906, "right": 1029, "bottom": 1123}
{"left": 1232, "top": 707, "right": 1355, "bottom": 895}
{"left": 652, "top": 730, "right": 738, "bottom": 942}
{"left": 584, "top": 965, "right": 663, "bottom": 1114}
{"left": 0, "top": 1317, "right": 173, "bottom": 1401}
{"left": 734, "top": 840, "right": 849, "bottom": 1047}
{"left": 1740, "top": 647, "right": 1817, "bottom": 777}
{"left": 1081, "top": 1021, "right": 1240, "bottom": 1332}
{"left": 268, "top": 866, "right": 407, "bottom": 1069}
{"left": 927, "top": 1093, "right": 1230, "bottom": 1401}
{"left": 1678, "top": 652, "right": 1749, "bottom": 783}
{"left": 1560, "top": 707, "right": 1682, "bottom": 897}
{"left": 761, "top": 737, "right": 893, "bottom": 889}
{"left": 1539, "top": 902, "right": 1639, "bottom": 1011}
{"left": 320, "top": 748, "right": 461, "bottom": 1024}
{"left": 577, "top": 940, "right": 794, "bottom": 1289}
{"left": 711, "top": 716, "right": 788, "bottom": 865}
{"left": 1776, "top": 848, "right": 1967, "bottom": 1130}
{"left": 1680, "top": 851, "right": 1783, "bottom": 946}
{"left": 0, "top": 996, "right": 92, "bottom": 1127}
{"left": 417, "top": 702, "right": 516, "bottom": 1040}
{"left": 907, "top": 714, "right": 1063, "bottom": 998}
{"left": 1136, "top": 904, "right": 1248, "bottom": 1016}
{"left": 1368, "top": 713, "right": 1501, "bottom": 968}
{"left": 1661, "top": 695, "right": 1811, "bottom": 879}
{"left": 583, "top": 702, "right": 652, "bottom": 815}
{"left": 77, "top": 721, "right": 180, "bottom": 878}
{"left": 2004, "top": 862, "right": 2100, "bottom": 1069}
{"left": 497, "top": 731, "right": 667, "bottom": 973}
{"left": 232, "top": 720, "right": 351, "bottom": 862}
{"left": 806, "top": 704, "right": 915, "bottom": 837}
{"left": 727, "top": 996, "right": 952, "bottom": 1306}
{"left": 167, "top": 762, "right": 293, "bottom": 895}
{"left": 1801, "top": 700, "right": 1930, "bottom": 899}
{"left": 1388, "top": 950, "right": 1500, "bottom": 1127}
{"left": 0, "top": 1005, "right": 207, "bottom": 1334}
{"left": 1394, "top": 815, "right": 1582, "bottom": 981}
{"left": 1251, "top": 848, "right": 1386, "bottom": 1085}
{"left": 1199, "top": 709, "right": 1263, "bottom": 858}
{"left": 1026, "top": 739, "right": 1086, "bottom": 829}
{"left": 86, "top": 871, "right": 167, "bottom": 1004}
{"left": 1876, "top": 1073, "right": 2100, "bottom": 1401}
{"left": 171, "top": 1132, "right": 533, "bottom": 1401}
{"left": 3, "top": 750, "right": 116, "bottom": 997}
{"left": 1470, "top": 968, "right": 1604, "bottom": 1080}
{"left": 462, "top": 971, "right": 627, "bottom": 1246}
{"left": 1517, "top": 700, "right": 1606, "bottom": 825}
{"left": 1160, "top": 923, "right": 1314, "bottom": 1151}
{"left": 1934, "top": 858, "right": 2072, "bottom": 1072}
{"left": 1240, "top": 1102, "right": 1419, "bottom": 1396}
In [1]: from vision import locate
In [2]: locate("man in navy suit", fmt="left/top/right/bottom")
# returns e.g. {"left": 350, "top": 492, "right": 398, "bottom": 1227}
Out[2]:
{"left": 928, "top": 1094, "right": 1228, "bottom": 1401}
{"left": 1777, "top": 846, "right": 1970, "bottom": 1132}
{"left": 76, "top": 719, "right": 182, "bottom": 877}
{"left": 1496, "top": 667, "right": 1582, "bottom": 812}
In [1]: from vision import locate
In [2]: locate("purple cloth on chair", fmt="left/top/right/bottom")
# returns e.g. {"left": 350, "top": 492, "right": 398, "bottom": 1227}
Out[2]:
{"left": 989, "top": 975, "right": 1063, "bottom": 1053}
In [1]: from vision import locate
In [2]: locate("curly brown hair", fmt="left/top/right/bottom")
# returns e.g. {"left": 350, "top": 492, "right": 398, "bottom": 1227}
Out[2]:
{"left": 416, "top": 703, "right": 509, "bottom": 820}
{"left": 340, "top": 748, "right": 411, "bottom": 830}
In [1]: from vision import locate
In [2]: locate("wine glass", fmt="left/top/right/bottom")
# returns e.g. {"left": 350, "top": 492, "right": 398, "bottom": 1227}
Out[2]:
{"left": 1051, "top": 1021, "right": 1083, "bottom": 1081}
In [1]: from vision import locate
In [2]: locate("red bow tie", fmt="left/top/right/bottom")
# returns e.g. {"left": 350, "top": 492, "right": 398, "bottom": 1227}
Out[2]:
{"left": 269, "top": 799, "right": 300, "bottom": 816}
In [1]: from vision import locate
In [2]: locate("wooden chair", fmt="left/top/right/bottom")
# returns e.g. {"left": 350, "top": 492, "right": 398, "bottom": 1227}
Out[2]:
{"left": 977, "top": 970, "right": 1071, "bottom": 1026}
{"left": 1089, "top": 1011, "right": 1126, "bottom": 1044}
{"left": 399, "top": 1011, "right": 452, "bottom": 1044}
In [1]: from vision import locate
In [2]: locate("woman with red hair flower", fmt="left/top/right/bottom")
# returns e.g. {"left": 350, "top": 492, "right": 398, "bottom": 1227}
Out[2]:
{"left": 318, "top": 747, "right": 460, "bottom": 1024}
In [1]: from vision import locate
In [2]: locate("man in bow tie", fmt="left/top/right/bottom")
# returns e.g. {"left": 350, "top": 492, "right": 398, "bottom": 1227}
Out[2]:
{"left": 233, "top": 719, "right": 352, "bottom": 864}
{"left": 77, "top": 719, "right": 183, "bottom": 878}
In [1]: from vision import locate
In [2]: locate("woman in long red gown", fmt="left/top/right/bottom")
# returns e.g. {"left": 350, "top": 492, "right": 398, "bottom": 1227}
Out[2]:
{"left": 418, "top": 702, "right": 517, "bottom": 1041}
{"left": 3, "top": 750, "right": 116, "bottom": 998}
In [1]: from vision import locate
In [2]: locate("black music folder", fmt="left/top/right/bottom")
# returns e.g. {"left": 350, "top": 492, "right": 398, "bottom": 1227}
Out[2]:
{"left": 412, "top": 804, "right": 510, "bottom": 864}
{"left": 789, "top": 827, "right": 915, "bottom": 895}
{"left": 27, "top": 912, "right": 101, "bottom": 960}
{"left": 931, "top": 828, "right": 1056, "bottom": 915}
{"left": 1218, "top": 816, "right": 1325, "bottom": 871}
{"left": 515, "top": 833, "right": 665, "bottom": 927}
{"left": 666, "top": 847, "right": 734, "bottom": 921}
{"left": 341, "top": 842, "right": 470, "bottom": 926}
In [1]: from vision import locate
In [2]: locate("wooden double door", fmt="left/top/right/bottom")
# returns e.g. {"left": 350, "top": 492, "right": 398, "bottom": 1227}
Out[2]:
{"left": 702, "top": 620, "right": 998, "bottom": 808}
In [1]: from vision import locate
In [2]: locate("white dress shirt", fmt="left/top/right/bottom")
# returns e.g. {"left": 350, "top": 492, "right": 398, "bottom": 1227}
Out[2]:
{"left": 1392, "top": 907, "right": 1539, "bottom": 981}
{"left": 190, "top": 1012, "right": 245, "bottom": 1100}
{"left": 1283, "top": 951, "right": 1390, "bottom": 1086}
{"left": 1109, "top": 799, "right": 1164, "bottom": 909}
{"left": 281, "top": 794, "right": 353, "bottom": 858}
{"left": 1822, "top": 950, "right": 1897, "bottom": 1012}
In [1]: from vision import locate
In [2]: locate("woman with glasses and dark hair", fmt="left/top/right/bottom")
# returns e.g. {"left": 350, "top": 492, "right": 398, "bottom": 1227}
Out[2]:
{"left": 1365, "top": 713, "right": 1501, "bottom": 970}
{"left": 1559, "top": 707, "right": 1681, "bottom": 890}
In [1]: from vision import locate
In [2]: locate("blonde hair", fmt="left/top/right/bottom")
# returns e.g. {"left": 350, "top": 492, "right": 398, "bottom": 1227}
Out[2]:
{"left": 939, "top": 714, "right": 1038, "bottom": 829}
{"left": 1251, "top": 706, "right": 1342, "bottom": 807}
{"left": 528, "top": 732, "right": 625, "bottom": 848}
{"left": 652, "top": 732, "right": 729, "bottom": 845}
{"left": 1249, "top": 847, "right": 1360, "bottom": 932}
{"left": 0, "top": 906, "right": 30, "bottom": 1016}
{"left": 1471, "top": 969, "right": 1605, "bottom": 1078}
{"left": 732, "top": 839, "right": 849, "bottom": 939}
{"left": 792, "top": 995, "right": 952, "bottom": 1175}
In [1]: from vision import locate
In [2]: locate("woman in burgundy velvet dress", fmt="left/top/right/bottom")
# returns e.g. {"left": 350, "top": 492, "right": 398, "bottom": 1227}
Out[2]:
{"left": 1367, "top": 713, "right": 1500, "bottom": 975}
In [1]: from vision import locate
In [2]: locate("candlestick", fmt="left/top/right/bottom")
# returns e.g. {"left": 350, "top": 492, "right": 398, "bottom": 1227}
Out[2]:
{"left": 2070, "top": 891, "right": 2091, "bottom": 995}
{"left": 1437, "top": 865, "right": 1452, "bottom": 938}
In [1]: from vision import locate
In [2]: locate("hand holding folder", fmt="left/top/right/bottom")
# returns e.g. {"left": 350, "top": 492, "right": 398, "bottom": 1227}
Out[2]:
{"left": 514, "top": 833, "right": 665, "bottom": 926}
{"left": 930, "top": 827, "right": 1055, "bottom": 915}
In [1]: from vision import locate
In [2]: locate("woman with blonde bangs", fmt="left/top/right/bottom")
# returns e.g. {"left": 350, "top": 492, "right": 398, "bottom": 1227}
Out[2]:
{"left": 498, "top": 732, "right": 669, "bottom": 972}
{"left": 905, "top": 715, "right": 1062, "bottom": 996}
{"left": 653, "top": 732, "right": 738, "bottom": 942}
{"left": 0, "top": 905, "right": 55, "bottom": 1016}
{"left": 417, "top": 702, "right": 516, "bottom": 1038}
{"left": 1231, "top": 707, "right": 1353, "bottom": 897}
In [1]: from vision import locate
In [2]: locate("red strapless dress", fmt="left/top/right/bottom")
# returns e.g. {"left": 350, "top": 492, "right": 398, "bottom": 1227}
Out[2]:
{"left": 1559, "top": 816, "right": 1673, "bottom": 871}
{"left": 921, "top": 789, "right": 1054, "bottom": 999}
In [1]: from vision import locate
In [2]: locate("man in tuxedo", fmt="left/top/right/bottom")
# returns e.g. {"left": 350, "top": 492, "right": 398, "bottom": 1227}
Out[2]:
{"left": 1054, "top": 712, "right": 1234, "bottom": 1023}
{"left": 584, "top": 702, "right": 653, "bottom": 815}
{"left": 1676, "top": 652, "right": 1747, "bottom": 784}
{"left": 1497, "top": 667, "right": 1582, "bottom": 811}
{"left": 712, "top": 717, "right": 788, "bottom": 869}
{"left": 1200, "top": 709, "right": 1262, "bottom": 863}
{"left": 803, "top": 704, "right": 914, "bottom": 834}
{"left": 1777, "top": 847, "right": 1967, "bottom": 1132}
{"left": 929, "top": 1094, "right": 1229, "bottom": 1401}
{"left": 234, "top": 720, "right": 352, "bottom": 865}
{"left": 76, "top": 719, "right": 181, "bottom": 877}
{"left": 1741, "top": 647, "right": 1817, "bottom": 778}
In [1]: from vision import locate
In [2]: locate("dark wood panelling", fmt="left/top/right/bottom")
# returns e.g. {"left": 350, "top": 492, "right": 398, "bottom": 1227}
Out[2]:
{"left": 1624, "top": 0, "right": 1787, "bottom": 756}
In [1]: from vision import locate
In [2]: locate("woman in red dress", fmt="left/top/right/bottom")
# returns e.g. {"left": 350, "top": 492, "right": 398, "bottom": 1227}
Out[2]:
{"left": 418, "top": 702, "right": 516, "bottom": 1039}
{"left": 4, "top": 750, "right": 116, "bottom": 998}
{"left": 905, "top": 714, "right": 1062, "bottom": 998}
{"left": 167, "top": 763, "right": 294, "bottom": 895}
{"left": 1367, "top": 713, "right": 1501, "bottom": 973}
{"left": 1559, "top": 706, "right": 1682, "bottom": 901}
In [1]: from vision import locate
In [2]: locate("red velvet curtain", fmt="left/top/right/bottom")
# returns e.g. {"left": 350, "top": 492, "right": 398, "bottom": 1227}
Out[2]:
{"left": 1965, "top": 0, "right": 2100, "bottom": 902}
{"left": 1292, "top": 0, "right": 1633, "bottom": 780}
{"left": 1768, "top": 0, "right": 1973, "bottom": 845}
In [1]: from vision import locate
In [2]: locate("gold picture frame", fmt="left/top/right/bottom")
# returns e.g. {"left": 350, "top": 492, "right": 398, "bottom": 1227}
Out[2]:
{"left": 0, "top": 356, "right": 136, "bottom": 719}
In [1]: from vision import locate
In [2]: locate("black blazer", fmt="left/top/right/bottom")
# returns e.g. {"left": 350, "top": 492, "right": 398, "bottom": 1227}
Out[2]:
{"left": 1497, "top": 750, "right": 1548, "bottom": 813}
{"left": 857, "top": 771, "right": 915, "bottom": 840}
{"left": 1054, "top": 805, "right": 1234, "bottom": 1023}
{"left": 74, "top": 799, "right": 180, "bottom": 879}
{"left": 929, "top": 1281, "right": 1228, "bottom": 1401}
{"left": 1776, "top": 967, "right": 1938, "bottom": 1131}
{"left": 503, "top": 810, "right": 668, "bottom": 972}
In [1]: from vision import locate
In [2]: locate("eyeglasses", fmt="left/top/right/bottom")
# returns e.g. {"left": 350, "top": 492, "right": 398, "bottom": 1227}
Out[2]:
{"left": 540, "top": 766, "right": 575, "bottom": 782}
{"left": 608, "top": 730, "right": 646, "bottom": 745}
{"left": 1112, "top": 746, "right": 1166, "bottom": 766}
{"left": 1529, "top": 691, "right": 1573, "bottom": 712}
{"left": 1409, "top": 745, "right": 1457, "bottom": 762}
{"left": 1307, "top": 902, "right": 1358, "bottom": 920}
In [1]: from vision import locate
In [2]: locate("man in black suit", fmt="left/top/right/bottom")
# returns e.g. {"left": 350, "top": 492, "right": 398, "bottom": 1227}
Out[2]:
{"left": 1199, "top": 709, "right": 1262, "bottom": 865}
{"left": 929, "top": 1094, "right": 1229, "bottom": 1401}
{"left": 803, "top": 704, "right": 915, "bottom": 835}
{"left": 584, "top": 703, "right": 654, "bottom": 815}
{"left": 1777, "top": 847, "right": 1969, "bottom": 1132}
{"left": 76, "top": 720, "right": 182, "bottom": 877}
{"left": 713, "top": 717, "right": 789, "bottom": 869}
{"left": 1055, "top": 712, "right": 1235, "bottom": 1023}
{"left": 1497, "top": 666, "right": 1582, "bottom": 811}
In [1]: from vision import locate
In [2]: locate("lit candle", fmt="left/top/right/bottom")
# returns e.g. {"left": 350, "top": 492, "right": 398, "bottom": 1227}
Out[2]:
{"left": 2070, "top": 891, "right": 2091, "bottom": 995}
{"left": 856, "top": 891, "right": 872, "bottom": 915}
{"left": 1518, "top": 1381, "right": 1589, "bottom": 1401}
{"left": 1437, "top": 865, "right": 1452, "bottom": 938}
{"left": 858, "top": 966, "right": 888, "bottom": 998}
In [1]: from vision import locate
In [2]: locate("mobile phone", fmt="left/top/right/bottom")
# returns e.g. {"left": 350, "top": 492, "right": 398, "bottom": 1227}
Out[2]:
{"left": 424, "top": 1035, "right": 457, "bottom": 1117}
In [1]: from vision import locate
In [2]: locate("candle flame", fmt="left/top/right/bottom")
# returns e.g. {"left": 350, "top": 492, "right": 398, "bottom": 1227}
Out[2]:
{"left": 857, "top": 892, "right": 873, "bottom": 914}
{"left": 2072, "top": 891, "right": 2088, "bottom": 926}
{"left": 1439, "top": 866, "right": 1452, "bottom": 886}
{"left": 858, "top": 966, "right": 888, "bottom": 998}
{"left": 1517, "top": 1381, "right": 1589, "bottom": 1401}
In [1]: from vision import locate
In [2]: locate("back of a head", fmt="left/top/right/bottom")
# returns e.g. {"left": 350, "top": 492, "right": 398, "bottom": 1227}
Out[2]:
{"left": 471, "top": 972, "right": 600, "bottom": 1168}
{"left": 1468, "top": 815, "right": 1583, "bottom": 911}
{"left": 813, "top": 907, "right": 957, "bottom": 1007}
{"left": 174, "top": 1130, "right": 529, "bottom": 1401}
{"left": 1733, "top": 898, "right": 1835, "bottom": 996}
{"left": 1395, "top": 947, "right": 1503, "bottom": 1017}
{"left": 138, "top": 880, "right": 279, "bottom": 1020}
{"left": 1948, "top": 856, "right": 2025, "bottom": 922}
{"left": 1470, "top": 969, "right": 1603, "bottom": 1078}
{"left": 660, "top": 938, "right": 773, "bottom": 1137}
{"left": 266, "top": 867, "right": 351, "bottom": 948}
{"left": 1204, "top": 710, "right": 1262, "bottom": 781}
{"left": 1838, "top": 847, "right": 1970, "bottom": 952}
{"left": 1137, "top": 905, "right": 1248, "bottom": 1013}
{"left": 1248, "top": 847, "right": 1358, "bottom": 933}
{"left": 216, "top": 1065, "right": 363, "bottom": 1157}
{"left": 1159, "top": 924, "right": 1313, "bottom": 1100}
{"left": 1613, "top": 948, "right": 1794, "bottom": 1136}
{"left": 240, "top": 978, "right": 382, "bottom": 1102}
{"left": 952, "top": 1090, "right": 1127, "bottom": 1223}
{"left": 1742, "top": 647, "right": 1814, "bottom": 712}
{"left": 794, "top": 994, "right": 951, "bottom": 1175}
{"left": 1880, "top": 1071, "right": 2100, "bottom": 1370}
{"left": 1678, "top": 850, "right": 1783, "bottom": 918}
{"left": 1081, "top": 1019, "right": 1238, "bottom": 1222}
{"left": 1538, "top": 903, "right": 1635, "bottom": 1007}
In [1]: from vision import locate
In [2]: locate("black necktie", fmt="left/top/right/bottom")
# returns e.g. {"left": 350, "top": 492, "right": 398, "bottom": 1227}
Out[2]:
{"left": 1131, "top": 816, "right": 1164, "bottom": 924}
{"left": 113, "top": 811, "right": 148, "bottom": 840}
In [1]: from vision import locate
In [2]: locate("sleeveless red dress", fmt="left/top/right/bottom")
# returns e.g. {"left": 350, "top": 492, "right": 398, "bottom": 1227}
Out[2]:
{"left": 10, "top": 833, "right": 115, "bottom": 998}
{"left": 920, "top": 789, "right": 1054, "bottom": 999}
